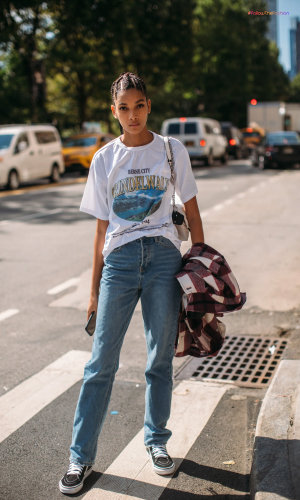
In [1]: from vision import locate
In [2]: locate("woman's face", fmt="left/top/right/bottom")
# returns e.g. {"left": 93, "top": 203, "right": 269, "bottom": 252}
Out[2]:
{"left": 111, "top": 88, "right": 151, "bottom": 135}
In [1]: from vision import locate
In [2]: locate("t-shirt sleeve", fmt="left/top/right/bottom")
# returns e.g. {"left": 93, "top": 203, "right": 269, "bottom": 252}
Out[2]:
{"left": 174, "top": 146, "right": 198, "bottom": 203}
{"left": 79, "top": 154, "right": 109, "bottom": 220}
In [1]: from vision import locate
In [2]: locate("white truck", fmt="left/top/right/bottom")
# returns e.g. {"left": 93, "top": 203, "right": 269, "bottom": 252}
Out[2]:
{"left": 248, "top": 102, "right": 300, "bottom": 133}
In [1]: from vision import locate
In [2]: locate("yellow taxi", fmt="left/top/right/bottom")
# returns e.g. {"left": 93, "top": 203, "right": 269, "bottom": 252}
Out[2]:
{"left": 240, "top": 124, "right": 265, "bottom": 152}
{"left": 62, "top": 133, "right": 116, "bottom": 173}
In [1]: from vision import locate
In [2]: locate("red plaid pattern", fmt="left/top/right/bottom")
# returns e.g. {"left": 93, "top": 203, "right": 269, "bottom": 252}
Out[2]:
{"left": 174, "top": 242, "right": 246, "bottom": 358}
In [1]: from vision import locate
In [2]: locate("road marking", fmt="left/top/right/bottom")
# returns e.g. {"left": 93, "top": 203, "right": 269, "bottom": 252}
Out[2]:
{"left": 0, "top": 177, "right": 87, "bottom": 198}
{"left": 213, "top": 204, "right": 224, "bottom": 211}
{"left": 224, "top": 198, "right": 234, "bottom": 205}
{"left": 200, "top": 172, "right": 286, "bottom": 219}
{"left": 0, "top": 350, "right": 90, "bottom": 444}
{"left": 0, "top": 309, "right": 19, "bottom": 322}
{"left": 195, "top": 170, "right": 209, "bottom": 177}
{"left": 83, "top": 380, "right": 227, "bottom": 500}
{"left": 47, "top": 277, "right": 81, "bottom": 295}
{"left": 0, "top": 208, "right": 62, "bottom": 225}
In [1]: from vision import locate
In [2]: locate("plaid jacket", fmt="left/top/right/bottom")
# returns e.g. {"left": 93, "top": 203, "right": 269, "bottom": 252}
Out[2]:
{"left": 174, "top": 242, "right": 246, "bottom": 358}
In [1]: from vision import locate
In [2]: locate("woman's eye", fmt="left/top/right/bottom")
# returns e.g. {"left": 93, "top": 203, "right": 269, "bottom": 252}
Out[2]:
{"left": 137, "top": 104, "right": 144, "bottom": 108}
{"left": 119, "top": 107, "right": 127, "bottom": 111}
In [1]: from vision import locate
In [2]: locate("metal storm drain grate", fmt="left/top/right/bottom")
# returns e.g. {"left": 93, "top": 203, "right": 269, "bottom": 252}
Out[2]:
{"left": 174, "top": 336, "right": 288, "bottom": 388}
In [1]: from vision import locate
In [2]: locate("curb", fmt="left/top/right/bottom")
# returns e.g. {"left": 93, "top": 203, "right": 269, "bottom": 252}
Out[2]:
{"left": 250, "top": 332, "right": 300, "bottom": 500}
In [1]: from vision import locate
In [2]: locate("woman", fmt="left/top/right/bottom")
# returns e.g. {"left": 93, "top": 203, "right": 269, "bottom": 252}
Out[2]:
{"left": 59, "top": 72, "right": 204, "bottom": 495}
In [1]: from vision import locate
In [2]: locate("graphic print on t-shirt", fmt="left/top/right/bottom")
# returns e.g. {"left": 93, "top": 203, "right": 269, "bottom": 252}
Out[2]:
{"left": 112, "top": 174, "right": 170, "bottom": 222}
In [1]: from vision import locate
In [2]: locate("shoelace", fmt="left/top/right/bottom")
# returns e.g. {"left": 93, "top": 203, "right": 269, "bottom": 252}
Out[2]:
{"left": 151, "top": 445, "right": 169, "bottom": 459}
{"left": 67, "top": 463, "right": 84, "bottom": 476}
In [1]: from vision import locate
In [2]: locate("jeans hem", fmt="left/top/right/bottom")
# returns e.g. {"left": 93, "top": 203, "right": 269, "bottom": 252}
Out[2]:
{"left": 144, "top": 441, "right": 168, "bottom": 447}
{"left": 69, "top": 458, "right": 95, "bottom": 467}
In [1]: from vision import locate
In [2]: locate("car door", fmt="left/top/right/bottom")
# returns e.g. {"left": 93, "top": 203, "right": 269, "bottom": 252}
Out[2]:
{"left": 212, "top": 122, "right": 225, "bottom": 157}
{"left": 203, "top": 123, "right": 214, "bottom": 155}
{"left": 13, "top": 132, "right": 36, "bottom": 181}
{"left": 33, "top": 130, "right": 57, "bottom": 177}
{"left": 183, "top": 121, "right": 199, "bottom": 156}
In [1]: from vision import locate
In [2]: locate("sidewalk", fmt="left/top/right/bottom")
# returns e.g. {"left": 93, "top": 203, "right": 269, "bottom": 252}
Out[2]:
{"left": 250, "top": 331, "right": 300, "bottom": 500}
{"left": 190, "top": 169, "right": 300, "bottom": 499}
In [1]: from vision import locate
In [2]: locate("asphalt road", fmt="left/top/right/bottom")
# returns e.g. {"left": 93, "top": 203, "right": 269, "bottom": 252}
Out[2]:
{"left": 1, "top": 159, "right": 299, "bottom": 500}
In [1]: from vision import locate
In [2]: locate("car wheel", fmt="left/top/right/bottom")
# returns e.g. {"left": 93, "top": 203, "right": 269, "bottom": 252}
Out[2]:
{"left": 221, "top": 152, "right": 228, "bottom": 164}
{"left": 205, "top": 151, "right": 214, "bottom": 166}
{"left": 7, "top": 170, "right": 20, "bottom": 190}
{"left": 50, "top": 164, "right": 60, "bottom": 183}
{"left": 250, "top": 154, "right": 257, "bottom": 166}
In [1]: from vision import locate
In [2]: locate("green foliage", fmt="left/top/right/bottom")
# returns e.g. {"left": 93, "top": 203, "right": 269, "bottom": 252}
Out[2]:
{"left": 0, "top": 0, "right": 294, "bottom": 131}
{"left": 287, "top": 73, "right": 300, "bottom": 102}
{"left": 191, "top": 0, "right": 290, "bottom": 127}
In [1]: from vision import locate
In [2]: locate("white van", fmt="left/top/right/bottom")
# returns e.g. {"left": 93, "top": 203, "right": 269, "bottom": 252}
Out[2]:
{"left": 161, "top": 117, "right": 228, "bottom": 165}
{"left": 0, "top": 125, "right": 64, "bottom": 190}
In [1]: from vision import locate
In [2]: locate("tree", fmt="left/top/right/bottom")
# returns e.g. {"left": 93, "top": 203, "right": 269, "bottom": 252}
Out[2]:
{"left": 0, "top": 2, "right": 50, "bottom": 123}
{"left": 190, "top": 0, "right": 290, "bottom": 127}
{"left": 287, "top": 73, "right": 300, "bottom": 103}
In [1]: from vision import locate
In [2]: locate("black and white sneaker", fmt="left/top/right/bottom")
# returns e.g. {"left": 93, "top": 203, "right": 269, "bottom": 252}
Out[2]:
{"left": 146, "top": 445, "right": 176, "bottom": 475}
{"left": 59, "top": 462, "right": 93, "bottom": 494}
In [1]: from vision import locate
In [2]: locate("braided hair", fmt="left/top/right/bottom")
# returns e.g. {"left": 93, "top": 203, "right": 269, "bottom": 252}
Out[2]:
{"left": 111, "top": 72, "right": 148, "bottom": 133}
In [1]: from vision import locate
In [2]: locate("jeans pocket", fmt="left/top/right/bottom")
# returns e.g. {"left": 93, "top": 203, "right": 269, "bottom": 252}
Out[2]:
{"left": 156, "top": 236, "right": 176, "bottom": 249}
{"left": 110, "top": 244, "right": 123, "bottom": 254}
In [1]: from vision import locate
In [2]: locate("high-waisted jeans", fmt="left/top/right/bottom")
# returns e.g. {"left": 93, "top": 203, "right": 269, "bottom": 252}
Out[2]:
{"left": 69, "top": 235, "right": 183, "bottom": 465}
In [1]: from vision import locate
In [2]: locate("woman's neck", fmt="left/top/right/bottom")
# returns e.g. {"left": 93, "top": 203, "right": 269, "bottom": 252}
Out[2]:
{"left": 121, "top": 127, "right": 153, "bottom": 147}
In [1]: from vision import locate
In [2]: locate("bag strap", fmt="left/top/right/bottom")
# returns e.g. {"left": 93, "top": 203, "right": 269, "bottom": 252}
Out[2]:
{"left": 163, "top": 136, "right": 176, "bottom": 209}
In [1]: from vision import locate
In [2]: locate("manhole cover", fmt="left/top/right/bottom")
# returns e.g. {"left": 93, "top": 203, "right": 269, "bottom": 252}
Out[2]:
{"left": 174, "top": 336, "right": 288, "bottom": 388}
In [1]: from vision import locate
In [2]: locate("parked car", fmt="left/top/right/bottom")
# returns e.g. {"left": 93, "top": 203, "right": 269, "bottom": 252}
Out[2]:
{"left": 0, "top": 124, "right": 64, "bottom": 190}
{"left": 161, "top": 117, "right": 228, "bottom": 165}
{"left": 252, "top": 131, "right": 300, "bottom": 169}
{"left": 62, "top": 133, "right": 115, "bottom": 174}
{"left": 220, "top": 122, "right": 249, "bottom": 159}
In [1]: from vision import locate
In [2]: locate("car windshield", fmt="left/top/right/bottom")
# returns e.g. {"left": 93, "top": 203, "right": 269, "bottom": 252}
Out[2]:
{"left": 0, "top": 134, "right": 14, "bottom": 150}
{"left": 268, "top": 133, "right": 300, "bottom": 145}
{"left": 242, "top": 131, "right": 260, "bottom": 138}
{"left": 63, "top": 137, "right": 97, "bottom": 147}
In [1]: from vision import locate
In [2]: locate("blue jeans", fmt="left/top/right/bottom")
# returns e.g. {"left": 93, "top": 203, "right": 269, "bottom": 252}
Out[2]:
{"left": 69, "top": 236, "right": 182, "bottom": 465}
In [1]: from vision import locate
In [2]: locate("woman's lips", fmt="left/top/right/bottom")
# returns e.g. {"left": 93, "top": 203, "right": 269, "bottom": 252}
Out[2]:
{"left": 130, "top": 123, "right": 140, "bottom": 127}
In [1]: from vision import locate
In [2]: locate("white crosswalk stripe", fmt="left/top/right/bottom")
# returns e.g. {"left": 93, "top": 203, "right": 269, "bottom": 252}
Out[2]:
{"left": 0, "top": 349, "right": 229, "bottom": 500}
{"left": 0, "top": 350, "right": 90, "bottom": 443}
{"left": 47, "top": 277, "right": 81, "bottom": 295}
{"left": 0, "top": 308, "right": 19, "bottom": 322}
{"left": 83, "top": 381, "right": 227, "bottom": 500}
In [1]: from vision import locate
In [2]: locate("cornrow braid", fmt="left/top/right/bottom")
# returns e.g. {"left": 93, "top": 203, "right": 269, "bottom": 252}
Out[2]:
{"left": 110, "top": 72, "right": 148, "bottom": 105}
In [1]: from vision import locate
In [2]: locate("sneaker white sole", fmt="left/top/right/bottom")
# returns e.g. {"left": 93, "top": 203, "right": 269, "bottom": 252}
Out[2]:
{"left": 59, "top": 467, "right": 93, "bottom": 494}
{"left": 146, "top": 449, "right": 176, "bottom": 476}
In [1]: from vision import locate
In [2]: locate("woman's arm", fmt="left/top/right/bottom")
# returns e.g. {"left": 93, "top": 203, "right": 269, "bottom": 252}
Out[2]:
{"left": 184, "top": 196, "right": 205, "bottom": 244}
{"left": 87, "top": 218, "right": 109, "bottom": 320}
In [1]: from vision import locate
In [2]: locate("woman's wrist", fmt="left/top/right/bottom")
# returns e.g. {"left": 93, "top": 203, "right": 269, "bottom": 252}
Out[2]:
{"left": 90, "top": 290, "right": 99, "bottom": 300}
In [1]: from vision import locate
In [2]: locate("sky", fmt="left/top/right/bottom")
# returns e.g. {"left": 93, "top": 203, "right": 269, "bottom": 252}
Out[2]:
{"left": 277, "top": 0, "right": 300, "bottom": 73}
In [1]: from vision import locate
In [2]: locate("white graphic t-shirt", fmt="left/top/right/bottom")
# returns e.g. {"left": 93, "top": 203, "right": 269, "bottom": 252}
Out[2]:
{"left": 79, "top": 132, "right": 198, "bottom": 258}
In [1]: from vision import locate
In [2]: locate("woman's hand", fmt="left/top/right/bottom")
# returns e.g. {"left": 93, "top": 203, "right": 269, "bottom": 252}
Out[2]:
{"left": 87, "top": 218, "right": 109, "bottom": 321}
{"left": 87, "top": 293, "right": 98, "bottom": 321}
